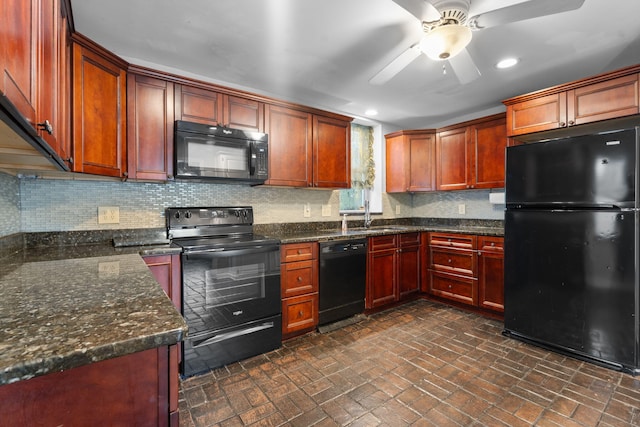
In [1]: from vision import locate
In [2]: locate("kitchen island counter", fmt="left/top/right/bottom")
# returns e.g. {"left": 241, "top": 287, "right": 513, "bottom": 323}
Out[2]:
{"left": 0, "top": 248, "right": 187, "bottom": 385}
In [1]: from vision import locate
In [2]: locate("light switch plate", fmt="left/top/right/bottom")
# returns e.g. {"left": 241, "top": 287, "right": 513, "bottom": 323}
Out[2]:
{"left": 458, "top": 204, "right": 466, "bottom": 215}
{"left": 98, "top": 206, "right": 120, "bottom": 224}
{"left": 303, "top": 203, "right": 311, "bottom": 218}
{"left": 322, "top": 204, "right": 331, "bottom": 217}
{"left": 396, "top": 205, "right": 401, "bottom": 215}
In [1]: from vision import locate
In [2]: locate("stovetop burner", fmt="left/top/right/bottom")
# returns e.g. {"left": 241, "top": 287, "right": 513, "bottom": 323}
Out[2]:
{"left": 166, "top": 207, "right": 279, "bottom": 250}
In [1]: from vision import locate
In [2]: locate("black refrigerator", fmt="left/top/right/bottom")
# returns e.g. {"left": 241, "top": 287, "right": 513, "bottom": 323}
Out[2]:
{"left": 503, "top": 127, "right": 640, "bottom": 374}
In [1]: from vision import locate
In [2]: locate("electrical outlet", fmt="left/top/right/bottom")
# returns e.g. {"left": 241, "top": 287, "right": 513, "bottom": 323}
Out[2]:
{"left": 321, "top": 204, "right": 332, "bottom": 217}
{"left": 396, "top": 205, "right": 401, "bottom": 215}
{"left": 98, "top": 206, "right": 120, "bottom": 224}
{"left": 303, "top": 203, "right": 311, "bottom": 218}
{"left": 458, "top": 204, "right": 466, "bottom": 215}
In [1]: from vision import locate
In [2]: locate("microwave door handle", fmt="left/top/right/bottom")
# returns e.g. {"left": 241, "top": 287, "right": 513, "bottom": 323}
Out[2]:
{"left": 249, "top": 144, "right": 257, "bottom": 176}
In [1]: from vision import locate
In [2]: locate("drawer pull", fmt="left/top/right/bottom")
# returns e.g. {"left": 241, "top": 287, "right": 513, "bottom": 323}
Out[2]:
{"left": 448, "top": 259, "right": 452, "bottom": 263}
{"left": 298, "top": 310, "right": 304, "bottom": 318}
{"left": 297, "top": 276, "right": 303, "bottom": 282}
{"left": 297, "top": 249, "right": 303, "bottom": 254}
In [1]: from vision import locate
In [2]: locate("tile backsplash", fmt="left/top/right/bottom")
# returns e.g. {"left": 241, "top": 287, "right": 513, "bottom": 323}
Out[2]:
{"left": 1, "top": 174, "right": 504, "bottom": 236}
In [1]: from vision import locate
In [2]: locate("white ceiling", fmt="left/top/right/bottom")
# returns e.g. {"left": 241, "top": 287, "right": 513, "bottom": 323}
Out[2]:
{"left": 71, "top": 0, "right": 640, "bottom": 130}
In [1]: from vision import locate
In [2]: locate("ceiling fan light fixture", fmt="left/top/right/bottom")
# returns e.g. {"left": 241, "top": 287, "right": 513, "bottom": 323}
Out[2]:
{"left": 420, "top": 24, "right": 472, "bottom": 61}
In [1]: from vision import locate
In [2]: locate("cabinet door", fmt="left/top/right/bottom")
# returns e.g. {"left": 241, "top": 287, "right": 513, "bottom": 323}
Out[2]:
{"left": 469, "top": 116, "right": 507, "bottom": 189}
{"left": 409, "top": 133, "right": 436, "bottom": 192}
{"left": 72, "top": 42, "right": 127, "bottom": 177}
{"left": 436, "top": 127, "right": 468, "bottom": 191}
{"left": 1, "top": 0, "right": 38, "bottom": 124}
{"left": 175, "top": 84, "right": 223, "bottom": 126}
{"left": 367, "top": 247, "right": 397, "bottom": 309}
{"left": 398, "top": 234, "right": 420, "bottom": 299}
{"left": 506, "top": 93, "right": 567, "bottom": 136}
{"left": 143, "top": 254, "right": 181, "bottom": 311}
{"left": 127, "top": 73, "right": 174, "bottom": 181}
{"left": 385, "top": 134, "right": 410, "bottom": 193}
{"left": 55, "top": 3, "right": 72, "bottom": 163}
{"left": 478, "top": 237, "right": 504, "bottom": 313}
{"left": 224, "top": 95, "right": 264, "bottom": 132}
{"left": 567, "top": 74, "right": 640, "bottom": 126}
{"left": 313, "top": 115, "right": 350, "bottom": 188}
{"left": 37, "top": 0, "right": 61, "bottom": 155}
{"left": 264, "top": 104, "right": 312, "bottom": 187}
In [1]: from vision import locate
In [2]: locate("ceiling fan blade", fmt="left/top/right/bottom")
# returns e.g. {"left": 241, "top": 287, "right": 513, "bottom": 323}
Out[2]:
{"left": 448, "top": 48, "right": 480, "bottom": 84}
{"left": 468, "top": 0, "right": 585, "bottom": 30}
{"left": 392, "top": 0, "right": 441, "bottom": 23}
{"left": 369, "top": 44, "right": 422, "bottom": 85}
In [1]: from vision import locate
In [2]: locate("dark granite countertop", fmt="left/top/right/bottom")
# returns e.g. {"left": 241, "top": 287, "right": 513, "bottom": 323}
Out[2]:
{"left": 265, "top": 223, "right": 503, "bottom": 244}
{"left": 0, "top": 245, "right": 187, "bottom": 385}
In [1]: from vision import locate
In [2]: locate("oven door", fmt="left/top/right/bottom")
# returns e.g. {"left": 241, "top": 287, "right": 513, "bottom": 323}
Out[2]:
{"left": 181, "top": 243, "right": 281, "bottom": 334}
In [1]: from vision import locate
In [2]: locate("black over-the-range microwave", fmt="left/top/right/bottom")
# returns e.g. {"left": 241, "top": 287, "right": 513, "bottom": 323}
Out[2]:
{"left": 174, "top": 120, "right": 268, "bottom": 184}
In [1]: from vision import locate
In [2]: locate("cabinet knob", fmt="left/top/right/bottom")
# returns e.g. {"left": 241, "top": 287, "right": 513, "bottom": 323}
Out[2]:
{"left": 298, "top": 310, "right": 304, "bottom": 318}
{"left": 297, "top": 276, "right": 303, "bottom": 283}
{"left": 568, "top": 120, "right": 575, "bottom": 126}
{"left": 559, "top": 122, "right": 566, "bottom": 127}
{"left": 448, "top": 259, "right": 452, "bottom": 263}
{"left": 478, "top": 251, "right": 482, "bottom": 256}
{"left": 297, "top": 249, "right": 303, "bottom": 254}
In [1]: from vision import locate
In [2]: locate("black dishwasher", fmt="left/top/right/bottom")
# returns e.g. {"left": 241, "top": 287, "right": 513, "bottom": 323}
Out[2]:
{"left": 318, "top": 239, "right": 368, "bottom": 326}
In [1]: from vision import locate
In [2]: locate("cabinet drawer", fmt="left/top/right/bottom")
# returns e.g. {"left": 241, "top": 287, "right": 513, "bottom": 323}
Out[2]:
{"left": 282, "top": 293, "right": 318, "bottom": 334}
{"left": 478, "top": 236, "right": 504, "bottom": 254}
{"left": 281, "top": 260, "right": 317, "bottom": 298}
{"left": 429, "top": 233, "right": 476, "bottom": 249}
{"left": 281, "top": 242, "right": 317, "bottom": 263}
{"left": 430, "top": 248, "right": 476, "bottom": 276}
{"left": 399, "top": 232, "right": 421, "bottom": 247}
{"left": 369, "top": 234, "right": 397, "bottom": 251}
{"left": 429, "top": 270, "right": 477, "bottom": 305}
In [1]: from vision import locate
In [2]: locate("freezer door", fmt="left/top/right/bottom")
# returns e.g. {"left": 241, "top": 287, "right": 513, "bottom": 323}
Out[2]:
{"left": 506, "top": 128, "right": 638, "bottom": 207}
{"left": 504, "top": 209, "right": 638, "bottom": 370}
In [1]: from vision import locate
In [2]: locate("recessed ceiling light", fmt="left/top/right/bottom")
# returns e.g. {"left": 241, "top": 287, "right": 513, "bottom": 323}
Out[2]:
{"left": 365, "top": 109, "right": 378, "bottom": 116}
{"left": 496, "top": 58, "right": 519, "bottom": 69}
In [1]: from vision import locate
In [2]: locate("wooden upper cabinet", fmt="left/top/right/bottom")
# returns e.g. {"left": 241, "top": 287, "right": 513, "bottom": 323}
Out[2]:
{"left": 175, "top": 84, "right": 264, "bottom": 132}
{"left": 313, "top": 115, "right": 350, "bottom": 188}
{"left": 469, "top": 115, "right": 507, "bottom": 189}
{"left": 72, "top": 37, "right": 127, "bottom": 177}
{"left": 504, "top": 66, "right": 640, "bottom": 137}
{"left": 436, "top": 113, "right": 507, "bottom": 191}
{"left": 567, "top": 74, "right": 639, "bottom": 126}
{"left": 386, "top": 130, "right": 436, "bottom": 193}
{"left": 224, "top": 94, "right": 264, "bottom": 132}
{"left": 127, "top": 73, "right": 174, "bottom": 181}
{"left": 175, "top": 84, "right": 223, "bottom": 126}
{"left": 264, "top": 104, "right": 313, "bottom": 187}
{"left": 505, "top": 93, "right": 566, "bottom": 136}
{"left": 1, "top": 0, "right": 38, "bottom": 125}
{"left": 436, "top": 126, "right": 468, "bottom": 191}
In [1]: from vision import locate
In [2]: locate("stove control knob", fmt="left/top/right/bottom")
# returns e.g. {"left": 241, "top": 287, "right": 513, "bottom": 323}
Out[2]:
{"left": 174, "top": 211, "right": 181, "bottom": 219}
{"left": 185, "top": 211, "right": 192, "bottom": 219}
{"left": 234, "top": 210, "right": 240, "bottom": 217}
{"left": 242, "top": 210, "right": 248, "bottom": 218}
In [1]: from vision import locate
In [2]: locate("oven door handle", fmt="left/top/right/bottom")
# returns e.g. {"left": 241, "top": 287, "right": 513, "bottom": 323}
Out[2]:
{"left": 184, "top": 245, "right": 279, "bottom": 257}
{"left": 192, "top": 321, "right": 275, "bottom": 348}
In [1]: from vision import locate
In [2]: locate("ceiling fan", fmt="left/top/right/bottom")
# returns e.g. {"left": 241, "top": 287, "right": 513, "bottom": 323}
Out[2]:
{"left": 369, "top": 0, "right": 586, "bottom": 85}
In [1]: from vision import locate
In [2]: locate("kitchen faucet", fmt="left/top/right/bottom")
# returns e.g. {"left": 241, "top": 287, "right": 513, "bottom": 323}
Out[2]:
{"left": 364, "top": 199, "right": 372, "bottom": 228}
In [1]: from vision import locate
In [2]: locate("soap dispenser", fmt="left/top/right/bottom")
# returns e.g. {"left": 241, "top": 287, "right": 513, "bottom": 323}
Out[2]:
{"left": 341, "top": 214, "right": 348, "bottom": 234}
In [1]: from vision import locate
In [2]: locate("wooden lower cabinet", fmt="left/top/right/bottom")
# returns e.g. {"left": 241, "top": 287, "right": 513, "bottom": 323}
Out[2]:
{"left": 477, "top": 236, "right": 505, "bottom": 313}
{"left": 427, "top": 232, "right": 504, "bottom": 315}
{"left": 143, "top": 254, "right": 181, "bottom": 311}
{"left": 366, "top": 233, "right": 421, "bottom": 310}
{"left": 281, "top": 242, "right": 318, "bottom": 337}
{"left": 0, "top": 345, "right": 179, "bottom": 426}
